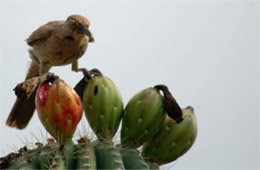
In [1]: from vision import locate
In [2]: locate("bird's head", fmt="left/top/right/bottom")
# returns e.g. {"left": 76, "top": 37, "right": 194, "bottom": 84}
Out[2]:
{"left": 66, "top": 14, "right": 94, "bottom": 42}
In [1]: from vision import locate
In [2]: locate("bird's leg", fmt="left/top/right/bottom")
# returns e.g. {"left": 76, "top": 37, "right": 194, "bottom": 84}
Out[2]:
{"left": 39, "top": 61, "right": 52, "bottom": 76}
{"left": 72, "top": 60, "right": 80, "bottom": 72}
{"left": 72, "top": 61, "right": 91, "bottom": 79}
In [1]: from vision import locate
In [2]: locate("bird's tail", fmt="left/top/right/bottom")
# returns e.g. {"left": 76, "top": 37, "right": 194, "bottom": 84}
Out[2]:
{"left": 6, "top": 92, "right": 37, "bottom": 129}
{"left": 6, "top": 50, "right": 41, "bottom": 129}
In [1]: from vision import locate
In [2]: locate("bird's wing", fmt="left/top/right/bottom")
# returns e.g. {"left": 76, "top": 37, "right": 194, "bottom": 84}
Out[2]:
{"left": 26, "top": 21, "right": 62, "bottom": 46}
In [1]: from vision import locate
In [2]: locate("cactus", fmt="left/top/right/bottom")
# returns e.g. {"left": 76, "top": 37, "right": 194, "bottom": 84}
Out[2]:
{"left": 93, "top": 140, "right": 125, "bottom": 169}
{"left": 35, "top": 77, "right": 83, "bottom": 144}
{"left": 0, "top": 137, "right": 160, "bottom": 170}
{"left": 119, "top": 146, "right": 159, "bottom": 170}
{"left": 142, "top": 106, "right": 198, "bottom": 165}
{"left": 0, "top": 137, "right": 95, "bottom": 169}
{"left": 83, "top": 74, "right": 124, "bottom": 140}
{"left": 2, "top": 72, "right": 197, "bottom": 169}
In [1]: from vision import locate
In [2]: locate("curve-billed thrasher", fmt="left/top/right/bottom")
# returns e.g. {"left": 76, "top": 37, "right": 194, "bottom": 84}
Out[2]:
{"left": 6, "top": 14, "right": 94, "bottom": 129}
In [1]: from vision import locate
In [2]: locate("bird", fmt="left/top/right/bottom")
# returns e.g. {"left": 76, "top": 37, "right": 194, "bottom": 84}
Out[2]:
{"left": 6, "top": 14, "right": 94, "bottom": 129}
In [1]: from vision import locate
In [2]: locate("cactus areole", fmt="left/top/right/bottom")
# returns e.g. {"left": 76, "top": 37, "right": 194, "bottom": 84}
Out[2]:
{"left": 35, "top": 78, "right": 83, "bottom": 144}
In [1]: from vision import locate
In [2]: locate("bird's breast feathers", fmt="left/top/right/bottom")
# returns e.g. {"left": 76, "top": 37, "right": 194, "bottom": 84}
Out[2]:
{"left": 32, "top": 35, "right": 88, "bottom": 66}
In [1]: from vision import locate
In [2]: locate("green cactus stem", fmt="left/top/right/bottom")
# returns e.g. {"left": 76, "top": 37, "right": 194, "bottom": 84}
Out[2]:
{"left": 93, "top": 140, "right": 125, "bottom": 169}
{"left": 119, "top": 146, "right": 151, "bottom": 170}
{"left": 75, "top": 137, "right": 96, "bottom": 169}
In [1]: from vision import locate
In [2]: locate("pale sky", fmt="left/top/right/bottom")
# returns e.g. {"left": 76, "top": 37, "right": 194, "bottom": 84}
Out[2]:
{"left": 0, "top": 0, "right": 259, "bottom": 169}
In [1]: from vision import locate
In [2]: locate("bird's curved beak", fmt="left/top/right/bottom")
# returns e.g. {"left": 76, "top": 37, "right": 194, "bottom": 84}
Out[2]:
{"left": 77, "top": 24, "right": 94, "bottom": 42}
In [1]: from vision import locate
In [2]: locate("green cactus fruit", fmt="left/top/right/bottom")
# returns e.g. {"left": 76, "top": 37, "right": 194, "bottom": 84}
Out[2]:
{"left": 83, "top": 75, "right": 124, "bottom": 140}
{"left": 120, "top": 87, "right": 166, "bottom": 148}
{"left": 35, "top": 78, "right": 83, "bottom": 144}
{"left": 93, "top": 140, "right": 125, "bottom": 169}
{"left": 142, "top": 106, "right": 197, "bottom": 165}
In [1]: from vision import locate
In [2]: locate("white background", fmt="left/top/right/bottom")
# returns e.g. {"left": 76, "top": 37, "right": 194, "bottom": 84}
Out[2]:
{"left": 0, "top": 0, "right": 259, "bottom": 169}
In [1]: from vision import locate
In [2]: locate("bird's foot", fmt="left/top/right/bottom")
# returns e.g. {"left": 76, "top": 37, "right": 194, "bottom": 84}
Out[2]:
{"left": 14, "top": 73, "right": 58, "bottom": 99}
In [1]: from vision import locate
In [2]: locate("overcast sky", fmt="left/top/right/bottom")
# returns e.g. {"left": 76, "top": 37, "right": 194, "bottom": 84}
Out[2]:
{"left": 0, "top": 0, "right": 259, "bottom": 169}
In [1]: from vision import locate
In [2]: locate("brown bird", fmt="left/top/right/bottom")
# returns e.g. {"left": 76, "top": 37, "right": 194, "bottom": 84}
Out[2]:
{"left": 6, "top": 14, "right": 94, "bottom": 129}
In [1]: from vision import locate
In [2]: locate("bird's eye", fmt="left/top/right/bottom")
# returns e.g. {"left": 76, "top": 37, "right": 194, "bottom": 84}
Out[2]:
{"left": 69, "top": 21, "right": 76, "bottom": 28}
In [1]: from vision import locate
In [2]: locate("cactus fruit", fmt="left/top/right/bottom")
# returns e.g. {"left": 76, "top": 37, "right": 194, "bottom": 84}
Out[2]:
{"left": 83, "top": 75, "right": 124, "bottom": 140}
{"left": 35, "top": 78, "right": 83, "bottom": 144}
{"left": 142, "top": 106, "right": 197, "bottom": 165}
{"left": 120, "top": 85, "right": 183, "bottom": 149}
{"left": 120, "top": 87, "right": 166, "bottom": 148}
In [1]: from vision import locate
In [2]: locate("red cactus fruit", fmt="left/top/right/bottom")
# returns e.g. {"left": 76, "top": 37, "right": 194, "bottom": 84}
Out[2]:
{"left": 35, "top": 79, "right": 83, "bottom": 144}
